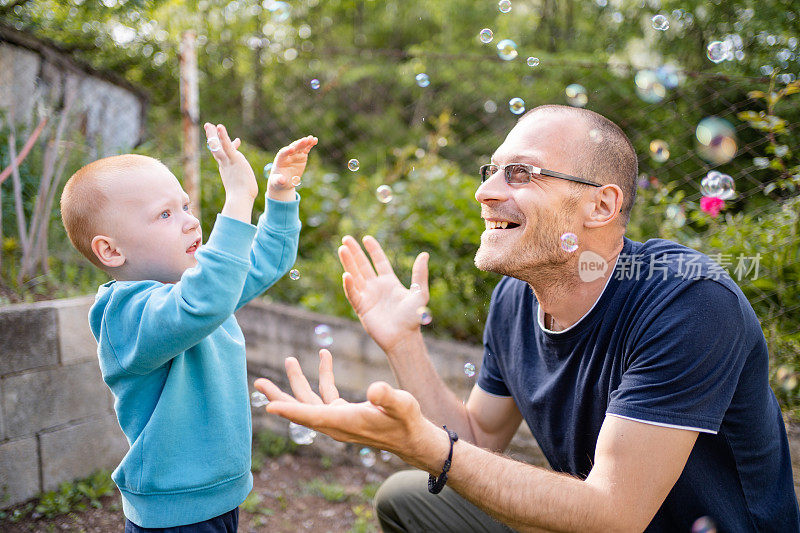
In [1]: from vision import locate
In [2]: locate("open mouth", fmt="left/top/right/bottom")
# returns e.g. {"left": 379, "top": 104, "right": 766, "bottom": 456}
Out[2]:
{"left": 186, "top": 238, "right": 201, "bottom": 253}
{"left": 485, "top": 220, "right": 521, "bottom": 230}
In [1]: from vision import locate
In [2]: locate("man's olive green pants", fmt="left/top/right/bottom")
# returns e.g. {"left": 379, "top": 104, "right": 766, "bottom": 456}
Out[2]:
{"left": 374, "top": 470, "right": 518, "bottom": 533}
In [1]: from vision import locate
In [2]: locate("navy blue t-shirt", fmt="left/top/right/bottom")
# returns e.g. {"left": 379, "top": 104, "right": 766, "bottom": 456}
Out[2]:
{"left": 477, "top": 237, "right": 799, "bottom": 532}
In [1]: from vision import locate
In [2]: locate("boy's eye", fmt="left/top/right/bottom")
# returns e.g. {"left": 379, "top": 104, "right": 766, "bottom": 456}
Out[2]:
{"left": 183, "top": 204, "right": 190, "bottom": 212}
{"left": 160, "top": 210, "right": 170, "bottom": 219}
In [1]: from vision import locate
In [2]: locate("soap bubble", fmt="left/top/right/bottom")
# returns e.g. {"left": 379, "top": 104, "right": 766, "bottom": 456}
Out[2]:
{"left": 409, "top": 282, "right": 422, "bottom": 293}
{"left": 415, "top": 73, "right": 430, "bottom": 88}
{"left": 309, "top": 78, "right": 320, "bottom": 90}
{"left": 359, "top": 448, "right": 377, "bottom": 467}
{"left": 464, "top": 362, "right": 476, "bottom": 377}
{"left": 649, "top": 140, "right": 670, "bottom": 162}
{"left": 380, "top": 450, "right": 392, "bottom": 462}
{"left": 560, "top": 232, "right": 579, "bottom": 253}
{"left": 496, "top": 39, "right": 518, "bottom": 61}
{"left": 526, "top": 56, "right": 540, "bottom": 67}
{"left": 753, "top": 157, "right": 769, "bottom": 169}
{"left": 417, "top": 306, "right": 433, "bottom": 325}
{"left": 508, "top": 97, "right": 526, "bottom": 115}
{"left": 348, "top": 158, "right": 360, "bottom": 171}
{"left": 565, "top": 84, "right": 588, "bottom": 107}
{"left": 484, "top": 100, "right": 498, "bottom": 113}
{"left": 263, "top": 162, "right": 273, "bottom": 179}
{"left": 651, "top": 14, "right": 669, "bottom": 30}
{"left": 696, "top": 116, "right": 737, "bottom": 165}
{"left": 289, "top": 422, "right": 316, "bottom": 445}
{"left": 634, "top": 70, "right": 666, "bottom": 103}
{"left": 291, "top": 175, "right": 301, "bottom": 187}
{"left": 376, "top": 185, "right": 394, "bottom": 203}
{"left": 498, "top": 0, "right": 512, "bottom": 13}
{"left": 314, "top": 324, "right": 333, "bottom": 347}
{"left": 691, "top": 516, "right": 717, "bottom": 533}
{"left": 479, "top": 28, "right": 494, "bottom": 43}
{"left": 706, "top": 41, "right": 727, "bottom": 63}
{"left": 656, "top": 64, "right": 681, "bottom": 89}
{"left": 665, "top": 205, "right": 686, "bottom": 227}
{"left": 250, "top": 391, "right": 269, "bottom": 408}
{"left": 700, "top": 171, "right": 735, "bottom": 200}
{"left": 289, "top": 269, "right": 300, "bottom": 280}
{"left": 206, "top": 137, "right": 222, "bottom": 152}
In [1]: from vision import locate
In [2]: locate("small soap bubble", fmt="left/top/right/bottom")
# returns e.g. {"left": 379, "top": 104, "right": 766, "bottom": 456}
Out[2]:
{"left": 649, "top": 140, "right": 670, "bottom": 162}
{"left": 380, "top": 450, "right": 392, "bottom": 462}
{"left": 588, "top": 129, "right": 603, "bottom": 143}
{"left": 634, "top": 70, "right": 666, "bottom": 103}
{"left": 753, "top": 157, "right": 769, "bottom": 169}
{"left": 560, "top": 232, "right": 579, "bottom": 253}
{"left": 565, "top": 84, "right": 588, "bottom": 107}
{"left": 250, "top": 391, "right": 269, "bottom": 408}
{"left": 263, "top": 162, "right": 273, "bottom": 180}
{"left": 691, "top": 516, "right": 717, "bottom": 533}
{"left": 206, "top": 137, "right": 222, "bottom": 152}
{"left": 417, "top": 306, "right": 433, "bottom": 325}
{"left": 376, "top": 184, "right": 394, "bottom": 203}
{"left": 526, "top": 56, "right": 540, "bottom": 67}
{"left": 289, "top": 269, "right": 300, "bottom": 280}
{"left": 479, "top": 28, "right": 494, "bottom": 43}
{"left": 700, "top": 171, "right": 735, "bottom": 200}
{"left": 665, "top": 205, "right": 686, "bottom": 227}
{"left": 415, "top": 73, "right": 430, "bottom": 88}
{"left": 464, "top": 362, "right": 476, "bottom": 377}
{"left": 309, "top": 78, "right": 320, "bottom": 90}
{"left": 496, "top": 39, "right": 518, "bottom": 61}
{"left": 484, "top": 100, "right": 498, "bottom": 113}
{"left": 314, "top": 324, "right": 333, "bottom": 347}
{"left": 508, "top": 97, "right": 526, "bottom": 115}
{"left": 289, "top": 422, "right": 316, "bottom": 445}
{"left": 348, "top": 158, "right": 360, "bottom": 171}
{"left": 359, "top": 448, "right": 377, "bottom": 468}
{"left": 651, "top": 14, "right": 669, "bottom": 30}
{"left": 706, "top": 41, "right": 727, "bottom": 63}
{"left": 409, "top": 282, "right": 422, "bottom": 293}
{"left": 291, "top": 175, "right": 301, "bottom": 187}
{"left": 696, "top": 116, "right": 737, "bottom": 165}
{"left": 498, "top": 0, "right": 511, "bottom": 13}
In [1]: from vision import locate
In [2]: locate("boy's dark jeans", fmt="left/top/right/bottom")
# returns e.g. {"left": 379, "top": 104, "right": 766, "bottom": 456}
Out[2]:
{"left": 124, "top": 508, "right": 238, "bottom": 533}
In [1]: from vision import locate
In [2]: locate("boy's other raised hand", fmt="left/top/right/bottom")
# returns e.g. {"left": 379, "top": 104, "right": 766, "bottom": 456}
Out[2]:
{"left": 204, "top": 123, "right": 258, "bottom": 223}
{"left": 267, "top": 135, "right": 318, "bottom": 202}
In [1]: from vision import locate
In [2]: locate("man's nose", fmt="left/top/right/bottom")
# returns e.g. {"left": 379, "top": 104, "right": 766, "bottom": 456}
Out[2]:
{"left": 475, "top": 169, "right": 510, "bottom": 204}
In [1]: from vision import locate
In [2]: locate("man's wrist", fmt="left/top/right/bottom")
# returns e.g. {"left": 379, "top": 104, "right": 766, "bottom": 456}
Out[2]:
{"left": 412, "top": 420, "right": 454, "bottom": 476}
{"left": 383, "top": 328, "right": 425, "bottom": 360}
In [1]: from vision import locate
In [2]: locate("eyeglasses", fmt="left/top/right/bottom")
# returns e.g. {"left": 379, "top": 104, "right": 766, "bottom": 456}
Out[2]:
{"left": 479, "top": 163, "right": 602, "bottom": 187}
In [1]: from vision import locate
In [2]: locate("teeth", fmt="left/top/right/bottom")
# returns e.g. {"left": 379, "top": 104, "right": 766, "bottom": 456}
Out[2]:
{"left": 486, "top": 220, "right": 512, "bottom": 229}
{"left": 501, "top": 221, "right": 508, "bottom": 229}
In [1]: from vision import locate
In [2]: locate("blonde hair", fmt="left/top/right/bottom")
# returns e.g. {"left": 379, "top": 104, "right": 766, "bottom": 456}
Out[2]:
{"left": 60, "top": 154, "right": 165, "bottom": 268}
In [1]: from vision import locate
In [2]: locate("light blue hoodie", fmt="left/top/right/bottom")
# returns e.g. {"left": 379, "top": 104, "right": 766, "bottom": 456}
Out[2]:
{"left": 89, "top": 195, "right": 300, "bottom": 528}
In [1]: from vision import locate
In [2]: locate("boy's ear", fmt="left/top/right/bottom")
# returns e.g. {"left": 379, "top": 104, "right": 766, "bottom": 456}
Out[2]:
{"left": 91, "top": 235, "right": 126, "bottom": 268}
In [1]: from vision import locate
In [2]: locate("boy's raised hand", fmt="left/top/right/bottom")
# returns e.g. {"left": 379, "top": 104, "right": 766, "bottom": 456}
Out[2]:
{"left": 204, "top": 123, "right": 257, "bottom": 223}
{"left": 267, "top": 135, "right": 318, "bottom": 202}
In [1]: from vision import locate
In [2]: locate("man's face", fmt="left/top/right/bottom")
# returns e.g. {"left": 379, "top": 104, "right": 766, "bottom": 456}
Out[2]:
{"left": 105, "top": 161, "right": 202, "bottom": 283}
{"left": 474, "top": 112, "right": 586, "bottom": 278}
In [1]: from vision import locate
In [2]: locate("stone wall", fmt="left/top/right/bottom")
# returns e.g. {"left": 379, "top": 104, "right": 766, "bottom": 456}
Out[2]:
{"left": 1, "top": 296, "right": 797, "bottom": 509}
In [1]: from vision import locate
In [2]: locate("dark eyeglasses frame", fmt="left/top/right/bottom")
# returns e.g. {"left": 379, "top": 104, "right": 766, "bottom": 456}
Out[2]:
{"left": 479, "top": 163, "right": 603, "bottom": 188}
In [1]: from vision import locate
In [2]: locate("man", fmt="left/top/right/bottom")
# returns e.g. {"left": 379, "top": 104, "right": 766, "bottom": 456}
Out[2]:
{"left": 256, "top": 105, "right": 799, "bottom": 532}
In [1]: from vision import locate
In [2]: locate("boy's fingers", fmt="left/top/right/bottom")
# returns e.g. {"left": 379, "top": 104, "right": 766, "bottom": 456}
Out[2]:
{"left": 318, "top": 349, "right": 340, "bottom": 404}
{"left": 217, "top": 124, "right": 236, "bottom": 159}
{"left": 285, "top": 357, "right": 322, "bottom": 405}
{"left": 254, "top": 378, "right": 297, "bottom": 403}
{"left": 232, "top": 138, "right": 241, "bottom": 150}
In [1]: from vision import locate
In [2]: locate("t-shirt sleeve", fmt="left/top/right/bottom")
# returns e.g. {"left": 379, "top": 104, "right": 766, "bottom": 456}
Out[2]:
{"left": 477, "top": 280, "right": 512, "bottom": 397}
{"left": 606, "top": 279, "right": 750, "bottom": 433}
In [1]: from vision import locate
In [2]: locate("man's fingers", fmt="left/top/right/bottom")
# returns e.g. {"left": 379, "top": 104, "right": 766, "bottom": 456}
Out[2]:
{"left": 253, "top": 378, "right": 297, "bottom": 403}
{"left": 338, "top": 245, "right": 366, "bottom": 290}
{"left": 285, "top": 357, "right": 323, "bottom": 405}
{"left": 341, "top": 235, "right": 377, "bottom": 280}
{"left": 342, "top": 272, "right": 363, "bottom": 311}
{"left": 362, "top": 235, "right": 397, "bottom": 278}
{"left": 318, "top": 349, "right": 341, "bottom": 404}
{"left": 410, "top": 252, "right": 430, "bottom": 297}
{"left": 366, "top": 381, "right": 417, "bottom": 419}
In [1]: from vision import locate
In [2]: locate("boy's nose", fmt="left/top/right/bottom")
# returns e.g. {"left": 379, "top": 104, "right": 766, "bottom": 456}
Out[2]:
{"left": 183, "top": 212, "right": 200, "bottom": 232}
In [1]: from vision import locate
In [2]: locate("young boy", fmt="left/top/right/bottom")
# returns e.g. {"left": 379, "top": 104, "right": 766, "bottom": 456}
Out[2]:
{"left": 59, "top": 123, "right": 317, "bottom": 531}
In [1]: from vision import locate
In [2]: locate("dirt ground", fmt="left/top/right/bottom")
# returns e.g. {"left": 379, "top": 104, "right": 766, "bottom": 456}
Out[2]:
{"left": 0, "top": 444, "right": 401, "bottom": 533}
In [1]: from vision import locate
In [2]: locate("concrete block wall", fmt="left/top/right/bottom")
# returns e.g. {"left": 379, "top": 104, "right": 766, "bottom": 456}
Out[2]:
{"left": 1, "top": 295, "right": 798, "bottom": 510}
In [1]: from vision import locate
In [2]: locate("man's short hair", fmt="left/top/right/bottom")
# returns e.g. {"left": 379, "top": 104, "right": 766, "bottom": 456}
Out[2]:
{"left": 519, "top": 105, "right": 638, "bottom": 226}
{"left": 60, "top": 154, "right": 164, "bottom": 268}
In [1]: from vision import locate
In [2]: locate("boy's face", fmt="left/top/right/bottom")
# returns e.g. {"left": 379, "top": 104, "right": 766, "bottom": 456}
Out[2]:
{"left": 104, "top": 161, "right": 202, "bottom": 283}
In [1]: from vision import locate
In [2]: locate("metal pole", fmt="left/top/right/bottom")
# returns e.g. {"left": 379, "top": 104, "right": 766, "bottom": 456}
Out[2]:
{"left": 179, "top": 30, "right": 200, "bottom": 220}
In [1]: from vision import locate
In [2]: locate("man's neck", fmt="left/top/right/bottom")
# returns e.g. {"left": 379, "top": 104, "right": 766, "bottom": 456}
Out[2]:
{"left": 531, "top": 239, "right": 624, "bottom": 332}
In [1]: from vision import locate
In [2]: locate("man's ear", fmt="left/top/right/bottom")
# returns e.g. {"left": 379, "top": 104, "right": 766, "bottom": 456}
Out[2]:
{"left": 91, "top": 235, "right": 126, "bottom": 268}
{"left": 585, "top": 184, "right": 623, "bottom": 228}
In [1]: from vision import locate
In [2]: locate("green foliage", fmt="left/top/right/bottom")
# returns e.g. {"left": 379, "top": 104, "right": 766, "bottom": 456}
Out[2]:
{"left": 303, "top": 477, "right": 348, "bottom": 502}
{"left": 240, "top": 491, "right": 274, "bottom": 516}
{"left": 253, "top": 427, "right": 298, "bottom": 459}
{"left": 349, "top": 503, "right": 379, "bottom": 533}
{"left": 30, "top": 470, "right": 114, "bottom": 520}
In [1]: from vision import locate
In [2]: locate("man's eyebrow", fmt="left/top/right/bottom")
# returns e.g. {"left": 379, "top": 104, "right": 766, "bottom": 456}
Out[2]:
{"left": 491, "top": 154, "right": 544, "bottom": 166}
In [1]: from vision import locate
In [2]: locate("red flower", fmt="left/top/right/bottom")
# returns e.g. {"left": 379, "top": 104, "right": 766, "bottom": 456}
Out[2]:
{"left": 700, "top": 196, "right": 725, "bottom": 218}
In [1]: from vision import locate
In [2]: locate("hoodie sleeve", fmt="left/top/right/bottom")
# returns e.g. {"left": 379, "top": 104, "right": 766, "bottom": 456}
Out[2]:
{"left": 97, "top": 214, "right": 256, "bottom": 375}
{"left": 234, "top": 193, "right": 301, "bottom": 311}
